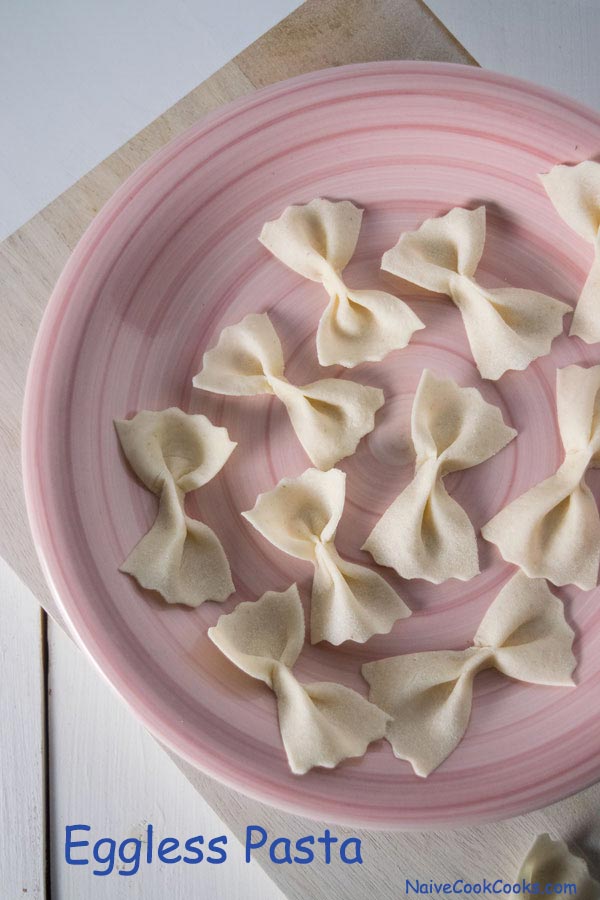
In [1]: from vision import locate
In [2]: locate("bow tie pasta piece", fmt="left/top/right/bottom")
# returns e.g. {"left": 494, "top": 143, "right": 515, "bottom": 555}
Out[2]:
{"left": 115, "top": 408, "right": 236, "bottom": 606}
{"left": 482, "top": 365, "right": 600, "bottom": 590}
{"left": 540, "top": 161, "right": 600, "bottom": 344}
{"left": 193, "top": 312, "right": 384, "bottom": 470}
{"left": 242, "top": 468, "right": 411, "bottom": 645}
{"left": 363, "top": 369, "right": 517, "bottom": 583}
{"left": 362, "top": 572, "right": 575, "bottom": 777}
{"left": 381, "top": 206, "right": 569, "bottom": 380}
{"left": 259, "top": 198, "right": 424, "bottom": 367}
{"left": 519, "top": 835, "right": 600, "bottom": 900}
{"left": 208, "top": 584, "right": 390, "bottom": 774}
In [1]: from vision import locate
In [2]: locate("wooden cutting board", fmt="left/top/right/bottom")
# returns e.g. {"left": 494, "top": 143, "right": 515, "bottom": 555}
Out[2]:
{"left": 2, "top": 1, "right": 598, "bottom": 896}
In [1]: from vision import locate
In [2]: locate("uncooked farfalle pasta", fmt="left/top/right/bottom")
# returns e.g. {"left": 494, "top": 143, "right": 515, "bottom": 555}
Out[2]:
{"left": 259, "top": 198, "right": 424, "bottom": 367}
{"left": 208, "top": 584, "right": 390, "bottom": 774}
{"left": 114, "top": 184, "right": 588, "bottom": 783}
{"left": 115, "top": 408, "right": 236, "bottom": 606}
{"left": 362, "top": 572, "right": 576, "bottom": 777}
{"left": 242, "top": 467, "right": 410, "bottom": 645}
{"left": 541, "top": 160, "right": 600, "bottom": 344}
{"left": 483, "top": 364, "right": 600, "bottom": 590}
{"left": 363, "top": 369, "right": 516, "bottom": 583}
{"left": 519, "top": 835, "right": 600, "bottom": 899}
{"left": 381, "top": 206, "right": 570, "bottom": 379}
{"left": 193, "top": 312, "right": 384, "bottom": 470}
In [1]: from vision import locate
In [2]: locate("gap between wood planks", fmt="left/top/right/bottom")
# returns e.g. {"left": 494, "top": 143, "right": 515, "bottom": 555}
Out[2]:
{"left": 41, "top": 611, "right": 51, "bottom": 899}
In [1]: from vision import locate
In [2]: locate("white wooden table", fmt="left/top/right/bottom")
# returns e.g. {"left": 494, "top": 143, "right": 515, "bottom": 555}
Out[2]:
{"left": 3, "top": 2, "right": 600, "bottom": 898}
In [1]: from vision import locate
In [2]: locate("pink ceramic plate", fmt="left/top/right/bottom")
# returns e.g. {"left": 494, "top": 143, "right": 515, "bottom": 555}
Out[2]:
{"left": 23, "top": 62, "right": 600, "bottom": 828}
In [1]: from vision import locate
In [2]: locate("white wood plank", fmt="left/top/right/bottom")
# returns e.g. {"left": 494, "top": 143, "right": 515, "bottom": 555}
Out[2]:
{"left": 47, "top": 619, "right": 284, "bottom": 899}
{"left": 426, "top": 0, "right": 600, "bottom": 111}
{"left": 0, "top": 559, "right": 46, "bottom": 898}
{"left": 0, "top": 0, "right": 299, "bottom": 241}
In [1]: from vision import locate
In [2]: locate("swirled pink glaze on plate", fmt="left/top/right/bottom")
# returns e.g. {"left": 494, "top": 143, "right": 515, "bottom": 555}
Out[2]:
{"left": 23, "top": 61, "right": 600, "bottom": 828}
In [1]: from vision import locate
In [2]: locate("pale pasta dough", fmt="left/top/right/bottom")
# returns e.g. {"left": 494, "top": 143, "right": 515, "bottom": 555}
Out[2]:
{"left": 115, "top": 408, "right": 235, "bottom": 606}
{"left": 242, "top": 467, "right": 411, "bottom": 645}
{"left": 540, "top": 160, "right": 600, "bottom": 343}
{"left": 193, "top": 312, "right": 384, "bottom": 470}
{"left": 381, "top": 206, "right": 569, "bottom": 379}
{"left": 209, "top": 584, "right": 390, "bottom": 774}
{"left": 482, "top": 365, "right": 600, "bottom": 590}
{"left": 259, "top": 198, "right": 424, "bottom": 367}
{"left": 363, "top": 369, "right": 516, "bottom": 583}
{"left": 362, "top": 572, "right": 575, "bottom": 777}
{"left": 519, "top": 834, "right": 600, "bottom": 899}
